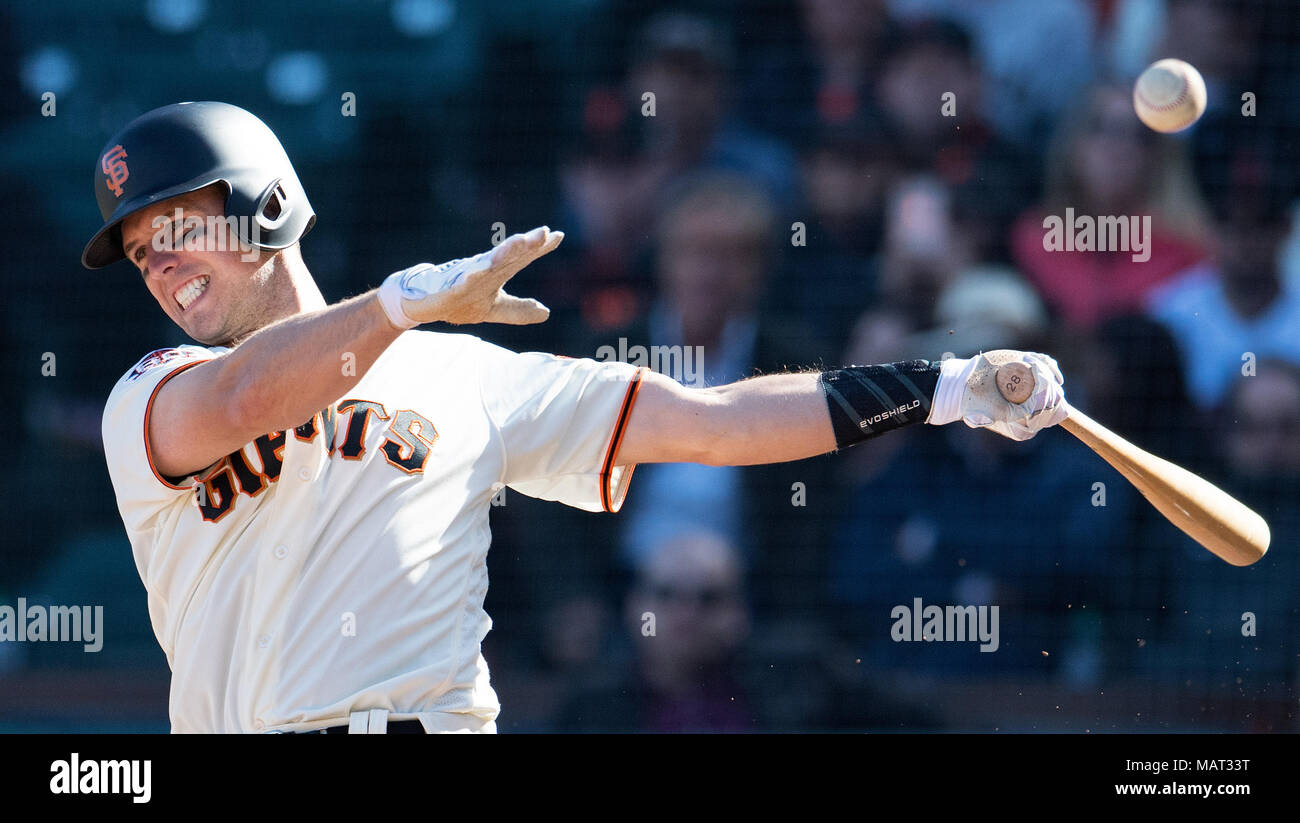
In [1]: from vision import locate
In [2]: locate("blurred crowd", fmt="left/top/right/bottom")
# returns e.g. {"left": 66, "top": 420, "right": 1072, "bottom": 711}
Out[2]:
{"left": 1, "top": 0, "right": 1299, "bottom": 731}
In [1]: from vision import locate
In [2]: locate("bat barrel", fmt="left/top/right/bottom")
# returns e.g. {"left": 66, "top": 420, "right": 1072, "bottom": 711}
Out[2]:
{"left": 1060, "top": 408, "right": 1270, "bottom": 566}
{"left": 994, "top": 364, "right": 1271, "bottom": 567}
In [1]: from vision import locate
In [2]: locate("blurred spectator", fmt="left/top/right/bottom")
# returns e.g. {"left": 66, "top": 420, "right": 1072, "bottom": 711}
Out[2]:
{"left": 1106, "top": 2, "right": 1300, "bottom": 280}
{"left": 1224, "top": 360, "right": 1300, "bottom": 482}
{"left": 842, "top": 262, "right": 1050, "bottom": 369}
{"left": 743, "top": 0, "right": 895, "bottom": 143}
{"left": 597, "top": 173, "right": 833, "bottom": 612}
{"left": 922, "top": 266, "right": 1050, "bottom": 354}
{"left": 1145, "top": 363, "right": 1300, "bottom": 726}
{"left": 837, "top": 179, "right": 1051, "bottom": 368}
{"left": 482, "top": 587, "right": 624, "bottom": 732}
{"left": 1065, "top": 313, "right": 1207, "bottom": 672}
{"left": 875, "top": 18, "right": 1039, "bottom": 253}
{"left": 738, "top": 614, "right": 945, "bottom": 731}
{"left": 560, "top": 12, "right": 795, "bottom": 254}
{"left": 650, "top": 173, "right": 777, "bottom": 366}
{"left": 1157, "top": 0, "right": 1259, "bottom": 117}
{"left": 1010, "top": 82, "right": 1209, "bottom": 330}
{"left": 831, "top": 376, "right": 1137, "bottom": 681}
{"left": 1098, "top": 0, "right": 1164, "bottom": 80}
{"left": 555, "top": 531, "right": 756, "bottom": 732}
{"left": 773, "top": 116, "right": 898, "bottom": 351}
{"left": 1146, "top": 148, "right": 1300, "bottom": 409}
{"left": 1164, "top": 0, "right": 1300, "bottom": 261}
{"left": 1106, "top": 0, "right": 1259, "bottom": 95}
{"left": 843, "top": 306, "right": 917, "bottom": 366}
{"left": 1074, "top": 314, "right": 1202, "bottom": 466}
{"left": 890, "top": 0, "right": 1096, "bottom": 146}
{"left": 557, "top": 12, "right": 797, "bottom": 337}
{"left": 800, "top": 118, "right": 895, "bottom": 261}
{"left": 874, "top": 175, "right": 973, "bottom": 328}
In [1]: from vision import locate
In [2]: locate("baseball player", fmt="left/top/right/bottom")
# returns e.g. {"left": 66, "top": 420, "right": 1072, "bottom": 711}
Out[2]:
{"left": 87, "top": 102, "right": 1067, "bottom": 733}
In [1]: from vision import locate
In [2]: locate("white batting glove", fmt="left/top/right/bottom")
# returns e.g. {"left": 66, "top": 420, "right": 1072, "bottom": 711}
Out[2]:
{"left": 377, "top": 226, "right": 560, "bottom": 328}
{"left": 927, "top": 350, "right": 1068, "bottom": 441}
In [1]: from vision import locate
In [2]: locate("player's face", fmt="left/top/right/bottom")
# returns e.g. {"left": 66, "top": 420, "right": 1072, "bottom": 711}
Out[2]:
{"left": 120, "top": 185, "right": 278, "bottom": 347}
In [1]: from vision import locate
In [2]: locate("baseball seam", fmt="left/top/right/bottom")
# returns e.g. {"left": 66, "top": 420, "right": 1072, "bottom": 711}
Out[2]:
{"left": 1136, "top": 76, "right": 1190, "bottom": 112}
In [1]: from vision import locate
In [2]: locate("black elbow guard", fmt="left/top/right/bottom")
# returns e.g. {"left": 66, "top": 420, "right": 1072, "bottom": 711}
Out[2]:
{"left": 820, "top": 361, "right": 941, "bottom": 449}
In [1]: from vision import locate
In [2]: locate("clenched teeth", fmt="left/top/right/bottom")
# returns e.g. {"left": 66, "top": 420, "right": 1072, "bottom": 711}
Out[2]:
{"left": 175, "top": 276, "right": 210, "bottom": 310}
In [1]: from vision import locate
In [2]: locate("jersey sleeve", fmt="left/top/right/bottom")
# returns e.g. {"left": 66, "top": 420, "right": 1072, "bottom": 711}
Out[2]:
{"left": 474, "top": 341, "right": 646, "bottom": 513}
{"left": 102, "top": 346, "right": 223, "bottom": 525}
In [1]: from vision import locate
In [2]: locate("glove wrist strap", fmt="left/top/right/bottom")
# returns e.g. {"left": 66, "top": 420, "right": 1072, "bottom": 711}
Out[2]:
{"left": 377, "top": 269, "right": 419, "bottom": 330}
{"left": 925, "top": 355, "right": 977, "bottom": 426}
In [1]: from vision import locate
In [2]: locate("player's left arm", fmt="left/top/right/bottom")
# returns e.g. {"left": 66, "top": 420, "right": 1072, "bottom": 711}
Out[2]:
{"left": 615, "top": 352, "right": 1068, "bottom": 467}
{"left": 618, "top": 370, "right": 833, "bottom": 466}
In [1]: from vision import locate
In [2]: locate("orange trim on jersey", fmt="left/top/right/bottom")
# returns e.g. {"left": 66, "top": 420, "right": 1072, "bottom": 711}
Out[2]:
{"left": 380, "top": 408, "right": 440, "bottom": 475}
{"left": 599, "top": 367, "right": 646, "bottom": 513}
{"left": 144, "top": 360, "right": 208, "bottom": 491}
{"left": 293, "top": 412, "right": 319, "bottom": 443}
{"left": 196, "top": 458, "right": 240, "bottom": 524}
{"left": 228, "top": 446, "right": 269, "bottom": 498}
{"left": 336, "top": 399, "right": 389, "bottom": 461}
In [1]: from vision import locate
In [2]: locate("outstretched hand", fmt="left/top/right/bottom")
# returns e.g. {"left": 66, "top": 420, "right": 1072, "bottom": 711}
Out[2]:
{"left": 378, "top": 226, "right": 561, "bottom": 328}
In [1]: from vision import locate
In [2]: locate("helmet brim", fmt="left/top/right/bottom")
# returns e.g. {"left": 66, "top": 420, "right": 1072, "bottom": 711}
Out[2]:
{"left": 81, "top": 177, "right": 232, "bottom": 269}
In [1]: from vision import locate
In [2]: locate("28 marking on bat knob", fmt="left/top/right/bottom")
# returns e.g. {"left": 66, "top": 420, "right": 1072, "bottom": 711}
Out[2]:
{"left": 996, "top": 362, "right": 1034, "bottom": 404}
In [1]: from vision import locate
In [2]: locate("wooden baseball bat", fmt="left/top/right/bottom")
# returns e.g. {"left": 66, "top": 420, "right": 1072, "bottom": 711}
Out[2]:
{"left": 995, "top": 360, "right": 1270, "bottom": 566}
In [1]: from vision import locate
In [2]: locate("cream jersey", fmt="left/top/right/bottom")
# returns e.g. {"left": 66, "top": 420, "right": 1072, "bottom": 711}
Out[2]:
{"left": 101, "top": 331, "right": 644, "bottom": 733}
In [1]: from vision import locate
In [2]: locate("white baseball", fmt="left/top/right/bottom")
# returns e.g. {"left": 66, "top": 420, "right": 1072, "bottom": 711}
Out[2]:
{"left": 1133, "top": 59, "right": 1207, "bottom": 133}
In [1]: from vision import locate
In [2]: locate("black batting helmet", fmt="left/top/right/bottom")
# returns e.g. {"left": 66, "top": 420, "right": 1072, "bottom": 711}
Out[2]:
{"left": 81, "top": 101, "right": 315, "bottom": 269}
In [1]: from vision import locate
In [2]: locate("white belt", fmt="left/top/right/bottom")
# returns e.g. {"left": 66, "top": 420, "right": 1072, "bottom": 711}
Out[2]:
{"left": 271, "top": 709, "right": 497, "bottom": 734}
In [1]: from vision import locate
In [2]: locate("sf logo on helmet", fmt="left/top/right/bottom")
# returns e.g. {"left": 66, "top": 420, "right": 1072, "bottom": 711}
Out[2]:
{"left": 101, "top": 144, "right": 130, "bottom": 197}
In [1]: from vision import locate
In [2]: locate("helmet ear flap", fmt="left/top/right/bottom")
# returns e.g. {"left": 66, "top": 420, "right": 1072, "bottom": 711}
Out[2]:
{"left": 254, "top": 178, "right": 291, "bottom": 233}
{"left": 226, "top": 176, "right": 303, "bottom": 250}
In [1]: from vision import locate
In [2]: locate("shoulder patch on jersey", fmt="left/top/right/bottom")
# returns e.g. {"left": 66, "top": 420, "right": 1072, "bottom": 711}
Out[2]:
{"left": 126, "top": 348, "right": 194, "bottom": 383}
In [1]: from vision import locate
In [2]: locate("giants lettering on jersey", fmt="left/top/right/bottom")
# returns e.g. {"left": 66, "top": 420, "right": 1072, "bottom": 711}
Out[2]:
{"left": 195, "top": 399, "right": 438, "bottom": 522}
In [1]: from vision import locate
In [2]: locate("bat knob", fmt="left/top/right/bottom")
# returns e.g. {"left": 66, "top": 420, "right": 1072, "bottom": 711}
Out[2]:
{"left": 995, "top": 361, "right": 1035, "bottom": 404}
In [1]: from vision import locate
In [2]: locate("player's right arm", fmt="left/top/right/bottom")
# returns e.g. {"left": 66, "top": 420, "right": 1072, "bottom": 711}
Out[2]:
{"left": 149, "top": 227, "right": 560, "bottom": 478}
{"left": 148, "top": 294, "right": 403, "bottom": 477}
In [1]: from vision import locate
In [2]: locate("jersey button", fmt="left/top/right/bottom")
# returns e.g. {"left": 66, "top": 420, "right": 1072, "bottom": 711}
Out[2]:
{"left": 297, "top": 467, "right": 311, "bottom": 481}
{"left": 274, "top": 545, "right": 287, "bottom": 559}
{"left": 253, "top": 719, "right": 265, "bottom": 731}
{"left": 257, "top": 634, "right": 271, "bottom": 648}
